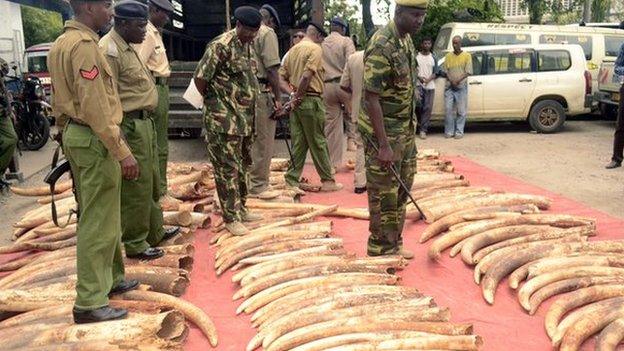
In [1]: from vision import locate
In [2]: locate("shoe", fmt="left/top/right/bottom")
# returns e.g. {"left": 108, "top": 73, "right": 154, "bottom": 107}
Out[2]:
{"left": 419, "top": 131, "right": 427, "bottom": 140}
{"left": 398, "top": 248, "right": 415, "bottom": 260}
{"left": 73, "top": 306, "right": 128, "bottom": 324}
{"left": 354, "top": 186, "right": 367, "bottom": 194}
{"left": 605, "top": 161, "right": 622, "bottom": 169}
{"left": 250, "top": 189, "right": 280, "bottom": 200}
{"left": 225, "top": 221, "right": 250, "bottom": 236}
{"left": 127, "top": 247, "right": 164, "bottom": 260}
{"left": 109, "top": 279, "right": 139, "bottom": 296}
{"left": 320, "top": 181, "right": 343, "bottom": 192}
{"left": 454, "top": 134, "right": 464, "bottom": 139}
{"left": 286, "top": 185, "right": 306, "bottom": 196}
{"left": 242, "top": 211, "right": 263, "bottom": 222}
{"left": 444, "top": 134, "right": 454, "bottom": 139}
{"left": 347, "top": 139, "right": 357, "bottom": 151}
{"left": 160, "top": 226, "right": 180, "bottom": 242}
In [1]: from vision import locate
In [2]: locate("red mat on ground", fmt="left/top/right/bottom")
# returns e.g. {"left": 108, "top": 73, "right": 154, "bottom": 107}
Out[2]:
{"left": 177, "top": 156, "right": 621, "bottom": 350}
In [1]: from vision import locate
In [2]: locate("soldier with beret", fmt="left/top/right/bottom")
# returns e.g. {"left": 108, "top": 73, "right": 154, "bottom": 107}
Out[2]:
{"left": 100, "top": 0, "right": 179, "bottom": 260}
{"left": 322, "top": 16, "right": 356, "bottom": 172}
{"left": 48, "top": 0, "right": 140, "bottom": 323}
{"left": 134, "top": 0, "right": 174, "bottom": 197}
{"left": 193, "top": 6, "right": 264, "bottom": 236}
{"left": 249, "top": 4, "right": 282, "bottom": 200}
{"left": 0, "top": 57, "right": 17, "bottom": 191}
{"left": 360, "top": 0, "right": 427, "bottom": 259}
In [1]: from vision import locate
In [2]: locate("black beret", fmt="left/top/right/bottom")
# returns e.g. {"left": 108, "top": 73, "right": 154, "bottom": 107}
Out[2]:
{"left": 148, "top": 0, "right": 174, "bottom": 13}
{"left": 260, "top": 4, "right": 281, "bottom": 28}
{"left": 234, "top": 6, "right": 262, "bottom": 29}
{"left": 308, "top": 21, "right": 328, "bottom": 37}
{"left": 330, "top": 17, "right": 348, "bottom": 29}
{"left": 114, "top": 0, "right": 148, "bottom": 19}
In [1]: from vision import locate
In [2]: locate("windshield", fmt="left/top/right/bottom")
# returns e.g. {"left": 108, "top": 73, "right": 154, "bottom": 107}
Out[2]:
{"left": 27, "top": 55, "right": 48, "bottom": 73}
{"left": 434, "top": 28, "right": 452, "bottom": 55}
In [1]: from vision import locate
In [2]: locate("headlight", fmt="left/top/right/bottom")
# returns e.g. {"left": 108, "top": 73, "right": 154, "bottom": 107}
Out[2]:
{"left": 35, "top": 85, "right": 45, "bottom": 99}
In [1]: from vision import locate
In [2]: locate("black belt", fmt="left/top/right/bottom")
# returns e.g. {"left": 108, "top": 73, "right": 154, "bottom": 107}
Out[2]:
{"left": 125, "top": 110, "right": 150, "bottom": 119}
{"left": 305, "top": 92, "right": 322, "bottom": 97}
{"left": 154, "top": 76, "right": 168, "bottom": 85}
{"left": 257, "top": 77, "right": 269, "bottom": 85}
{"left": 324, "top": 77, "right": 340, "bottom": 83}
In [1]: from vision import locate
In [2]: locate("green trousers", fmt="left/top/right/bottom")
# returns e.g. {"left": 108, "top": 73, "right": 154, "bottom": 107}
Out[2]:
{"left": 0, "top": 115, "right": 17, "bottom": 174}
{"left": 249, "top": 91, "right": 276, "bottom": 194}
{"left": 63, "top": 122, "right": 124, "bottom": 310}
{"left": 284, "top": 96, "right": 334, "bottom": 187}
{"left": 120, "top": 116, "right": 164, "bottom": 255}
{"left": 364, "top": 133, "right": 417, "bottom": 256}
{"left": 154, "top": 84, "right": 170, "bottom": 196}
{"left": 206, "top": 130, "right": 252, "bottom": 223}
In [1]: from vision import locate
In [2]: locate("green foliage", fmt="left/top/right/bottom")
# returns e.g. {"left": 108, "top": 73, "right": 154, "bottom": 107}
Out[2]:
{"left": 591, "top": 0, "right": 611, "bottom": 22}
{"left": 21, "top": 5, "right": 63, "bottom": 48}
{"left": 323, "top": 0, "right": 366, "bottom": 49}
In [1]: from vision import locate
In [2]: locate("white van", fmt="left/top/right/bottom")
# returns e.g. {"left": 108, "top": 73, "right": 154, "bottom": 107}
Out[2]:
{"left": 431, "top": 44, "right": 592, "bottom": 133}
{"left": 433, "top": 22, "right": 624, "bottom": 91}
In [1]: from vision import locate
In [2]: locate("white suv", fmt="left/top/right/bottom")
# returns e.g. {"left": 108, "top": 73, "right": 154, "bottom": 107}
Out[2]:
{"left": 431, "top": 44, "right": 592, "bottom": 133}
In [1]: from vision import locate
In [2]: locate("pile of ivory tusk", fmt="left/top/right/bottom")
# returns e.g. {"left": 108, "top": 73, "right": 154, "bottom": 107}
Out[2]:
{"left": 211, "top": 200, "right": 483, "bottom": 350}
{"left": 415, "top": 155, "right": 624, "bottom": 350}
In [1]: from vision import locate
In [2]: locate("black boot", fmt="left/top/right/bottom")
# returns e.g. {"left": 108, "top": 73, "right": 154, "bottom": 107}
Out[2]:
{"left": 126, "top": 247, "right": 164, "bottom": 260}
{"left": 73, "top": 306, "right": 128, "bottom": 324}
{"left": 109, "top": 279, "right": 139, "bottom": 296}
{"left": 606, "top": 160, "right": 622, "bottom": 169}
{"left": 160, "top": 226, "right": 180, "bottom": 243}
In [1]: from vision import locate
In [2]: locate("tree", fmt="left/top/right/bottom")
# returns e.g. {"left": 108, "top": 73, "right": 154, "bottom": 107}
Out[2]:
{"left": 21, "top": 5, "right": 63, "bottom": 48}
{"left": 591, "top": 0, "right": 611, "bottom": 22}
{"left": 323, "top": 0, "right": 365, "bottom": 47}
{"left": 522, "top": 0, "right": 550, "bottom": 24}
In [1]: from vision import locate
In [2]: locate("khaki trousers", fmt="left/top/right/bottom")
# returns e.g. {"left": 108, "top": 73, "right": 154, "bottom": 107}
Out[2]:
{"left": 323, "top": 82, "right": 344, "bottom": 168}
{"left": 249, "top": 91, "right": 276, "bottom": 194}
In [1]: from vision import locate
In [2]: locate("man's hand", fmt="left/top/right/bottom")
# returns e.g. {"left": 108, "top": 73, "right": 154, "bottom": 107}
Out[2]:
{"left": 377, "top": 143, "right": 394, "bottom": 169}
{"left": 273, "top": 99, "right": 283, "bottom": 112}
{"left": 120, "top": 154, "right": 140, "bottom": 180}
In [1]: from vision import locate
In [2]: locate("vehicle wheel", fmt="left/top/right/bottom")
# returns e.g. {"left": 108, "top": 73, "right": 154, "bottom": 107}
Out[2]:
{"left": 528, "top": 100, "right": 566, "bottom": 133}
{"left": 23, "top": 112, "right": 50, "bottom": 150}
{"left": 599, "top": 103, "right": 618, "bottom": 120}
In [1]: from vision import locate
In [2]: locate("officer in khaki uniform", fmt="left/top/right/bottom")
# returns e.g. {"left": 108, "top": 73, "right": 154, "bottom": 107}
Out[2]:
{"left": 100, "top": 0, "right": 178, "bottom": 260}
{"left": 322, "top": 17, "right": 355, "bottom": 171}
{"left": 48, "top": 0, "right": 140, "bottom": 323}
{"left": 279, "top": 22, "right": 343, "bottom": 193}
{"left": 193, "top": 6, "right": 264, "bottom": 237}
{"left": 360, "top": 0, "right": 427, "bottom": 259}
{"left": 249, "top": 4, "right": 281, "bottom": 199}
{"left": 133, "top": 0, "right": 174, "bottom": 196}
{"left": 0, "top": 58, "right": 18, "bottom": 189}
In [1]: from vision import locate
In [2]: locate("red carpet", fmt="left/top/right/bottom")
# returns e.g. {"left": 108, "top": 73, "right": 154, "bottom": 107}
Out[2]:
{"left": 182, "top": 156, "right": 624, "bottom": 350}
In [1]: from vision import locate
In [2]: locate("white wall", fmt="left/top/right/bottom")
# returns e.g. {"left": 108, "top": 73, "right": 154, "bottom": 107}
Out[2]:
{"left": 0, "top": 0, "right": 25, "bottom": 69}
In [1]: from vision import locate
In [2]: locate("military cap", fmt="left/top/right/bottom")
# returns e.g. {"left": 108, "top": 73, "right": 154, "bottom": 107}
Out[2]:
{"left": 308, "top": 21, "right": 328, "bottom": 37}
{"left": 330, "top": 17, "right": 348, "bottom": 29}
{"left": 234, "top": 6, "right": 262, "bottom": 29}
{"left": 260, "top": 4, "right": 281, "bottom": 28}
{"left": 395, "top": 0, "right": 429, "bottom": 9}
{"left": 114, "top": 0, "right": 149, "bottom": 19}
{"left": 148, "top": 0, "right": 174, "bottom": 13}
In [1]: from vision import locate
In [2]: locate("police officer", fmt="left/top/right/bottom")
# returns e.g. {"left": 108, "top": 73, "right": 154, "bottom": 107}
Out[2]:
{"left": 193, "top": 6, "right": 264, "bottom": 237}
{"left": 100, "top": 0, "right": 178, "bottom": 260}
{"left": 48, "top": 0, "right": 139, "bottom": 323}
{"left": 133, "top": 0, "right": 174, "bottom": 196}
{"left": 249, "top": 4, "right": 282, "bottom": 199}
{"left": 360, "top": 0, "right": 427, "bottom": 259}
{"left": 322, "top": 17, "right": 355, "bottom": 172}
{"left": 0, "top": 58, "right": 17, "bottom": 190}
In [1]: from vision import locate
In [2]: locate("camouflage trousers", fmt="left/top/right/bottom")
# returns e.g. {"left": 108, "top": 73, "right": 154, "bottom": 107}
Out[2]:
{"left": 364, "top": 133, "right": 417, "bottom": 256}
{"left": 206, "top": 131, "right": 252, "bottom": 223}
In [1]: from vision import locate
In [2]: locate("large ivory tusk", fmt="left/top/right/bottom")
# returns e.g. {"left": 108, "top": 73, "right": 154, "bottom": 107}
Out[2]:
{"left": 245, "top": 200, "right": 369, "bottom": 219}
{"left": 11, "top": 180, "right": 72, "bottom": 197}
{"left": 162, "top": 211, "right": 193, "bottom": 227}
{"left": 36, "top": 189, "right": 74, "bottom": 205}
{"left": 559, "top": 307, "right": 624, "bottom": 351}
{"left": 250, "top": 205, "right": 338, "bottom": 234}
{"left": 596, "top": 318, "right": 624, "bottom": 351}
{"left": 526, "top": 255, "right": 624, "bottom": 280}
{"left": 329, "top": 335, "right": 483, "bottom": 351}
{"left": 284, "top": 331, "right": 439, "bottom": 351}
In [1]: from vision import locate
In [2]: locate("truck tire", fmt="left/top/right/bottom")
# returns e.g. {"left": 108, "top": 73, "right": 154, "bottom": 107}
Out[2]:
{"left": 529, "top": 100, "right": 566, "bottom": 133}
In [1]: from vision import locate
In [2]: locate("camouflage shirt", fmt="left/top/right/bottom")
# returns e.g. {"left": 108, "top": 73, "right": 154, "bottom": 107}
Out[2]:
{"left": 359, "top": 21, "right": 419, "bottom": 137}
{"left": 195, "top": 29, "right": 258, "bottom": 136}
{"left": 0, "top": 58, "right": 8, "bottom": 118}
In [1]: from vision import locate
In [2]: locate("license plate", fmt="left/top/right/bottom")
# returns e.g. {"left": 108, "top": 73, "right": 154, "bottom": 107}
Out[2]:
{"left": 614, "top": 93, "right": 620, "bottom": 102}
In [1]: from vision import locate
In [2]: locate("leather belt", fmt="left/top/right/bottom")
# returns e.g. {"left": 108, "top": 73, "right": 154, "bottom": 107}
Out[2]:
{"left": 154, "top": 76, "right": 168, "bottom": 85}
{"left": 305, "top": 92, "right": 322, "bottom": 97}
{"left": 69, "top": 118, "right": 89, "bottom": 127}
{"left": 125, "top": 110, "right": 150, "bottom": 119}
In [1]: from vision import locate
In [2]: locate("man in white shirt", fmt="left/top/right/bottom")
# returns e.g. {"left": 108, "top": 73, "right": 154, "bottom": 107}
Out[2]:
{"left": 416, "top": 37, "right": 437, "bottom": 139}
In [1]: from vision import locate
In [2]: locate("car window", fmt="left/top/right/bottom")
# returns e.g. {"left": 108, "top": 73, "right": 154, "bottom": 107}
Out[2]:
{"left": 434, "top": 28, "right": 452, "bottom": 52}
{"left": 485, "top": 49, "right": 533, "bottom": 75}
{"left": 605, "top": 36, "right": 624, "bottom": 57}
{"left": 539, "top": 34, "right": 593, "bottom": 60}
{"left": 27, "top": 56, "right": 48, "bottom": 73}
{"left": 537, "top": 50, "right": 571, "bottom": 72}
{"left": 462, "top": 32, "right": 530, "bottom": 47}
{"left": 471, "top": 52, "right": 485, "bottom": 76}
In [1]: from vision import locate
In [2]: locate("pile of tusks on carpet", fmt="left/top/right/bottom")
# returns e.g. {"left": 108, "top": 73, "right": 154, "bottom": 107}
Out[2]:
{"left": 413, "top": 156, "right": 624, "bottom": 350}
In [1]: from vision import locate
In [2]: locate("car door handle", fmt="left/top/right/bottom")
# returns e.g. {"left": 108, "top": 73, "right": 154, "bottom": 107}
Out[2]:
{"left": 519, "top": 78, "right": 533, "bottom": 83}
{"left": 469, "top": 81, "right": 482, "bottom": 85}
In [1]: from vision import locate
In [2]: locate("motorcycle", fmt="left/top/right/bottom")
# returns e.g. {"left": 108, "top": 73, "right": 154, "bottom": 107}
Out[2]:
{"left": 5, "top": 66, "right": 51, "bottom": 151}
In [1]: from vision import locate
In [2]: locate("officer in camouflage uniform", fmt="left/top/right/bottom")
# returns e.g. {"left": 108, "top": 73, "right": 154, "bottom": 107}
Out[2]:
{"left": 360, "top": 0, "right": 428, "bottom": 259}
{"left": 0, "top": 57, "right": 17, "bottom": 189}
{"left": 193, "top": 6, "right": 263, "bottom": 236}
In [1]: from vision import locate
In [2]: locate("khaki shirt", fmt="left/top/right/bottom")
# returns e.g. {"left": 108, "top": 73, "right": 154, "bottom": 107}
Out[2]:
{"left": 322, "top": 31, "right": 356, "bottom": 81}
{"left": 47, "top": 20, "right": 130, "bottom": 161}
{"left": 100, "top": 29, "right": 158, "bottom": 113}
{"left": 252, "top": 24, "right": 280, "bottom": 80}
{"left": 133, "top": 21, "right": 170, "bottom": 77}
{"left": 340, "top": 50, "right": 364, "bottom": 122}
{"left": 279, "top": 38, "right": 324, "bottom": 94}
